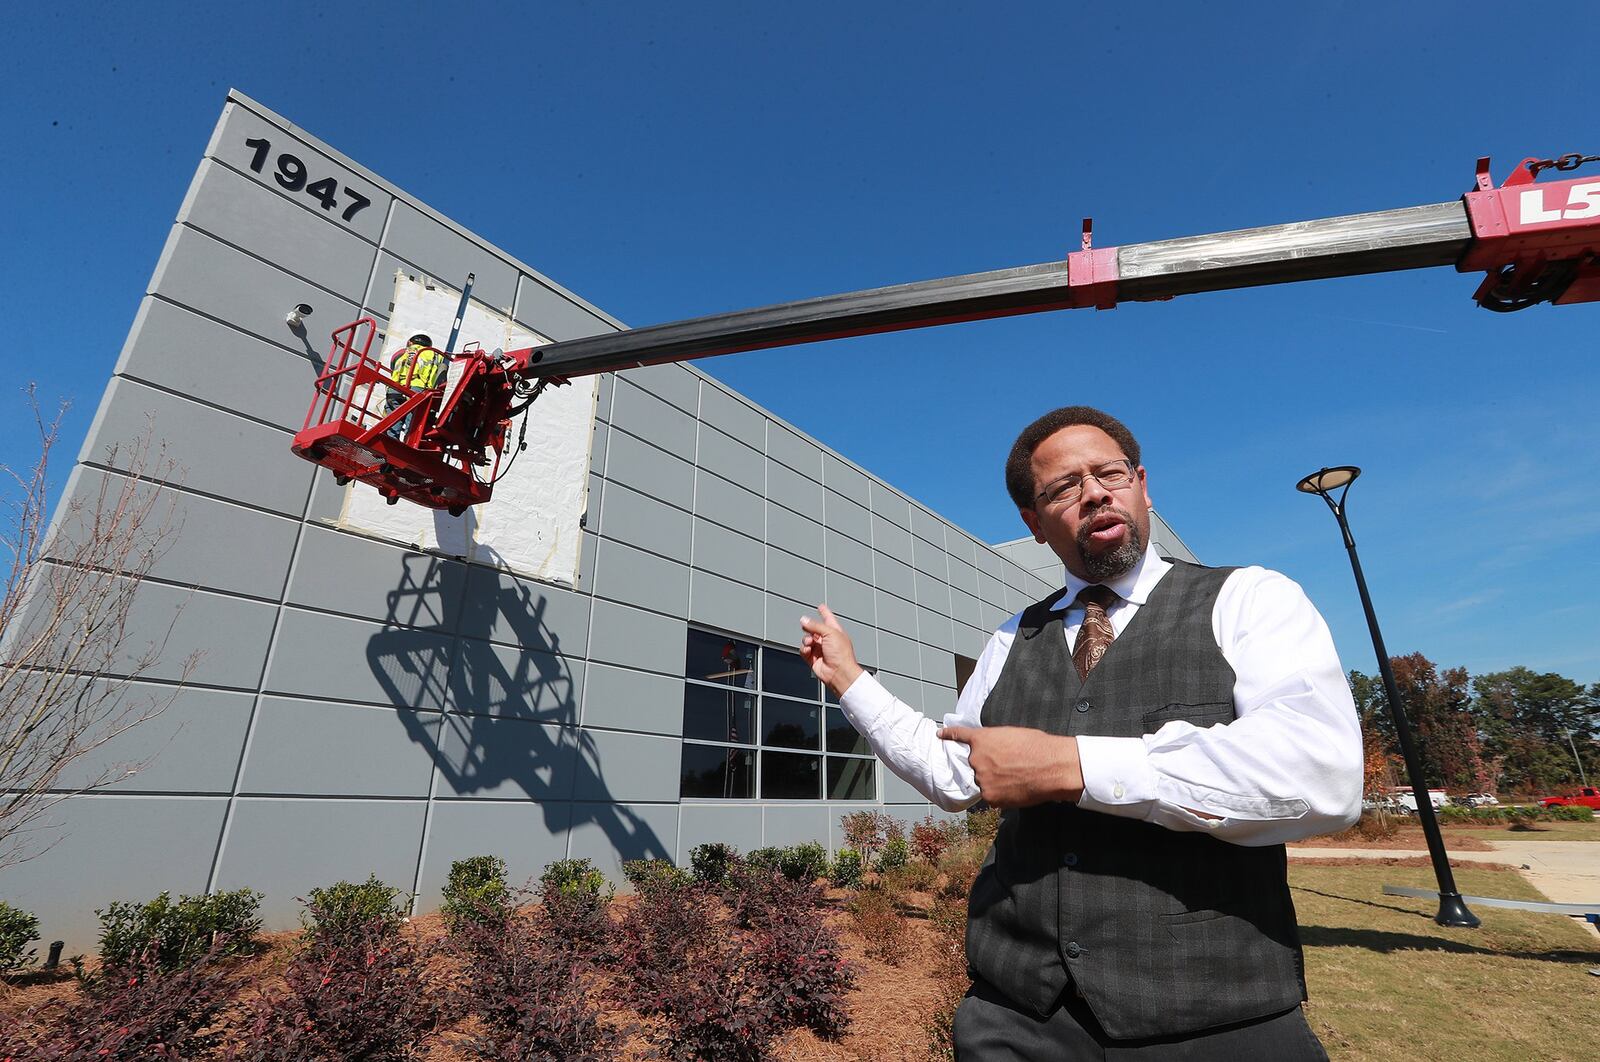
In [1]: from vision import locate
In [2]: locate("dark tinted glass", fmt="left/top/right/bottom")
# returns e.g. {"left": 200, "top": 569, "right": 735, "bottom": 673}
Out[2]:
{"left": 825, "top": 707, "right": 869, "bottom": 754}
{"left": 685, "top": 630, "right": 757, "bottom": 688}
{"left": 763, "top": 699, "right": 819, "bottom": 750}
{"left": 761, "top": 750, "right": 820, "bottom": 799}
{"left": 762, "top": 647, "right": 818, "bottom": 700}
{"left": 682, "top": 684, "right": 755, "bottom": 744}
{"left": 680, "top": 743, "right": 755, "bottom": 799}
{"left": 826, "top": 757, "right": 876, "bottom": 801}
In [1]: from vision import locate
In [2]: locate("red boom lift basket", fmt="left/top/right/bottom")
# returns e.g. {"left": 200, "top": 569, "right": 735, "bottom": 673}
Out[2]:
{"left": 290, "top": 318, "right": 507, "bottom": 513}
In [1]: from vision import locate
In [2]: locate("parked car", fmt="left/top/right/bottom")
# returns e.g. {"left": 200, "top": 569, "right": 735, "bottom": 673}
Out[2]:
{"left": 1386, "top": 787, "right": 1450, "bottom": 813}
{"left": 1461, "top": 793, "right": 1500, "bottom": 808}
{"left": 1537, "top": 786, "right": 1600, "bottom": 810}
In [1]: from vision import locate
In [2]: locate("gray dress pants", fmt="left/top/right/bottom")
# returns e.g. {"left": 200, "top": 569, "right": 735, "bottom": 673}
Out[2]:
{"left": 953, "top": 977, "right": 1329, "bottom": 1061}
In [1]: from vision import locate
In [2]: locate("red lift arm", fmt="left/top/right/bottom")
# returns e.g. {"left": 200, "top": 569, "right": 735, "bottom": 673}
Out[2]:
{"left": 291, "top": 155, "right": 1600, "bottom": 511}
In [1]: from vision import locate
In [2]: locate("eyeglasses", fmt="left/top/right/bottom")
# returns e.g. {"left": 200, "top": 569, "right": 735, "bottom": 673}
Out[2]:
{"left": 1034, "top": 460, "right": 1137, "bottom": 508}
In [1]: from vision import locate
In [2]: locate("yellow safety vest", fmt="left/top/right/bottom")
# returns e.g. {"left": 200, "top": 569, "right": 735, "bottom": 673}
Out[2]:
{"left": 392, "top": 344, "right": 447, "bottom": 390}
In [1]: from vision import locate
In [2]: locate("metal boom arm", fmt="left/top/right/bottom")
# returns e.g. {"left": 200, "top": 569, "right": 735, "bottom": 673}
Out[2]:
{"left": 516, "top": 201, "right": 1476, "bottom": 379}
{"left": 291, "top": 155, "right": 1600, "bottom": 511}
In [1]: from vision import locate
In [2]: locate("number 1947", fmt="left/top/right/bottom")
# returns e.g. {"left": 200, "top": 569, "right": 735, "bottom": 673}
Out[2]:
{"left": 244, "top": 137, "right": 371, "bottom": 222}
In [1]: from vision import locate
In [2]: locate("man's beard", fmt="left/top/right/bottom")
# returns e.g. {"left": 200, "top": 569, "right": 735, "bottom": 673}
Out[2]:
{"left": 1078, "top": 509, "right": 1145, "bottom": 581}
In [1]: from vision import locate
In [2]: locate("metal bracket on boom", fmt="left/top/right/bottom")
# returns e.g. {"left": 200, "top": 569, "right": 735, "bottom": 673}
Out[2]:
{"left": 1068, "top": 218, "right": 1119, "bottom": 310}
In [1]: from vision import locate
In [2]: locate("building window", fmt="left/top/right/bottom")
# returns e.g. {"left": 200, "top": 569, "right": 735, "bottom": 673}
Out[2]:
{"left": 679, "top": 627, "right": 877, "bottom": 801}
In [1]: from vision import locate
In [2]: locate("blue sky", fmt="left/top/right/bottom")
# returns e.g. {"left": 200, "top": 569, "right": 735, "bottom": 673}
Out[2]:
{"left": 3, "top": 2, "right": 1595, "bottom": 685}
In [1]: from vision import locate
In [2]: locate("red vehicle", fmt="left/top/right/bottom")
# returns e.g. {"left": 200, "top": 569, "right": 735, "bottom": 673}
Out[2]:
{"left": 1538, "top": 786, "right": 1600, "bottom": 809}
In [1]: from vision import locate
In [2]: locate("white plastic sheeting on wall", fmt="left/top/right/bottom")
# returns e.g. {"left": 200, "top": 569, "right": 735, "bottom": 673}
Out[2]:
{"left": 336, "top": 273, "right": 596, "bottom": 586}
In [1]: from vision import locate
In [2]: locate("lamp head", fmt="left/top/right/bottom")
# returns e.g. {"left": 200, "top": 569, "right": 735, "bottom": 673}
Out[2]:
{"left": 1296, "top": 466, "right": 1361, "bottom": 496}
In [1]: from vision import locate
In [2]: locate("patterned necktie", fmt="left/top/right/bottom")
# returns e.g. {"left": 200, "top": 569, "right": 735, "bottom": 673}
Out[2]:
{"left": 1071, "top": 585, "right": 1119, "bottom": 681}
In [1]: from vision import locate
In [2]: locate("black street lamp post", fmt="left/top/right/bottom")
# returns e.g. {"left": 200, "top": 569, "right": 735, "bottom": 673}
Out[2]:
{"left": 1297, "top": 466, "right": 1480, "bottom": 928}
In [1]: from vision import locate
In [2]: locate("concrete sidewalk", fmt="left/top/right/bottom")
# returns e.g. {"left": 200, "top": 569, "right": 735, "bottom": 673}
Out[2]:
{"left": 1289, "top": 839, "right": 1600, "bottom": 940}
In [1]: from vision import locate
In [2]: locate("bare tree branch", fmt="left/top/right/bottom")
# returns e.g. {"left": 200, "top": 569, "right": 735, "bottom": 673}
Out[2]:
{"left": 0, "top": 385, "right": 200, "bottom": 869}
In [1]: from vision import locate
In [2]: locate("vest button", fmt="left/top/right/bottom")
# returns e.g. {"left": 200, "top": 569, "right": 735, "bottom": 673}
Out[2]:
{"left": 1075, "top": 698, "right": 1091, "bottom": 713}
{"left": 1065, "top": 941, "right": 1082, "bottom": 959}
{"left": 1062, "top": 852, "right": 1079, "bottom": 867}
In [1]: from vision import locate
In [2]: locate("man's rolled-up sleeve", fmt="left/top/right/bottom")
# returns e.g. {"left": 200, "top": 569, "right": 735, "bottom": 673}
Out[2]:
{"left": 1076, "top": 569, "right": 1364, "bottom": 846}
{"left": 835, "top": 619, "right": 1020, "bottom": 812}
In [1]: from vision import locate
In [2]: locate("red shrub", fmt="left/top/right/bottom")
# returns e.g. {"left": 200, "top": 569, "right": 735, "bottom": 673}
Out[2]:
{"left": 910, "top": 815, "right": 965, "bottom": 865}
{"left": 226, "top": 916, "right": 449, "bottom": 1061}
{"left": 745, "top": 899, "right": 856, "bottom": 1039}
{"left": 450, "top": 906, "right": 621, "bottom": 1061}
{"left": 612, "top": 866, "right": 854, "bottom": 1058}
{"left": 4, "top": 945, "right": 237, "bottom": 1061}
{"left": 723, "top": 862, "right": 822, "bottom": 931}
{"left": 847, "top": 885, "right": 913, "bottom": 966}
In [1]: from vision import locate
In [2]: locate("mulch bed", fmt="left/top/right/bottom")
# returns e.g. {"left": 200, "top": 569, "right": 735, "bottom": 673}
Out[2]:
{"left": 1, "top": 892, "right": 954, "bottom": 1062}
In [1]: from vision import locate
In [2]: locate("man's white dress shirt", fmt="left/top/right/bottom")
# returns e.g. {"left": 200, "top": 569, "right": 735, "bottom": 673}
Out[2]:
{"left": 838, "top": 545, "right": 1363, "bottom": 846}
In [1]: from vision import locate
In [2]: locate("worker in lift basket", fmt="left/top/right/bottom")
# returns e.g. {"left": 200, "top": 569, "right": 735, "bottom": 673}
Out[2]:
{"left": 386, "top": 333, "right": 448, "bottom": 441}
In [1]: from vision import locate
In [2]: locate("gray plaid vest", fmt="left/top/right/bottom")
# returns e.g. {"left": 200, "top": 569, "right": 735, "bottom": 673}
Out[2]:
{"left": 965, "top": 560, "right": 1307, "bottom": 1039}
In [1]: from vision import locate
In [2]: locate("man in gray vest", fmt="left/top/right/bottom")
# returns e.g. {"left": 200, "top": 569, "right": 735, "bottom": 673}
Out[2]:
{"left": 801, "top": 405, "right": 1362, "bottom": 1059}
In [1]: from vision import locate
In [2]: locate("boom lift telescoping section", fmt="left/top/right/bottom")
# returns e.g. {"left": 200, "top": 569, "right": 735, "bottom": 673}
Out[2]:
{"left": 290, "top": 155, "right": 1600, "bottom": 511}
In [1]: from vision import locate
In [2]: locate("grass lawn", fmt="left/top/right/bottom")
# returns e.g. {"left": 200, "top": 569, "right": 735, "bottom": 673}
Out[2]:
{"left": 1468, "top": 819, "right": 1600, "bottom": 843}
{"left": 1293, "top": 863, "right": 1599, "bottom": 1061}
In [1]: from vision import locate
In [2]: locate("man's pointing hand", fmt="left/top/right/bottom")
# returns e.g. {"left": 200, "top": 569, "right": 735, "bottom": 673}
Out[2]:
{"left": 800, "top": 603, "right": 865, "bottom": 698}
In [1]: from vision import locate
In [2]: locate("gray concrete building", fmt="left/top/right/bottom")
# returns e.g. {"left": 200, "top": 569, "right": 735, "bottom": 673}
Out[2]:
{"left": 4, "top": 92, "right": 1181, "bottom": 953}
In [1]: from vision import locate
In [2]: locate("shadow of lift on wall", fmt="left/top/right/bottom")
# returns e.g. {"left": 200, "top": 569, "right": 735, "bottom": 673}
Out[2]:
{"left": 363, "top": 506, "right": 668, "bottom": 870}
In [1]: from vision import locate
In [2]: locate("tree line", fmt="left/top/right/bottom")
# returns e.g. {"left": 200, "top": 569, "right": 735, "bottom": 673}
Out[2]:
{"left": 1350, "top": 654, "right": 1600, "bottom": 798}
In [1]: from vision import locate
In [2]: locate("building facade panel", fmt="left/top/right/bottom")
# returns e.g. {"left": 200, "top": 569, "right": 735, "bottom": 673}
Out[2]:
{"left": 382, "top": 201, "right": 519, "bottom": 313}
{"left": 416, "top": 800, "right": 573, "bottom": 906}
{"left": 68, "top": 466, "right": 299, "bottom": 602}
{"left": 446, "top": 639, "right": 583, "bottom": 724}
{"left": 688, "top": 569, "right": 767, "bottom": 636}
{"left": 566, "top": 801, "right": 679, "bottom": 875}
{"left": 45, "top": 682, "right": 254, "bottom": 795}
{"left": 458, "top": 566, "right": 592, "bottom": 658}
{"left": 678, "top": 804, "right": 764, "bottom": 862}
{"left": 212, "top": 798, "right": 428, "bottom": 926}
{"left": 765, "top": 459, "right": 823, "bottom": 520}
{"left": 610, "top": 379, "right": 699, "bottom": 458}
{"left": 698, "top": 384, "right": 766, "bottom": 449}
{"left": 115, "top": 298, "right": 315, "bottom": 433}
{"left": 570, "top": 729, "right": 682, "bottom": 803}
{"left": 582, "top": 664, "right": 685, "bottom": 736}
{"left": 766, "top": 424, "right": 823, "bottom": 480}
{"left": 149, "top": 227, "right": 363, "bottom": 361}
{"left": 287, "top": 526, "right": 465, "bottom": 630}
{"left": 592, "top": 538, "right": 691, "bottom": 619}
{"left": 238, "top": 698, "right": 440, "bottom": 798}
{"left": 617, "top": 363, "right": 701, "bottom": 417}
{"left": 267, "top": 608, "right": 454, "bottom": 710}
{"left": 431, "top": 715, "right": 577, "bottom": 801}
{"left": 180, "top": 160, "right": 378, "bottom": 297}
{"left": 695, "top": 423, "right": 764, "bottom": 490}
{"left": 0, "top": 796, "right": 228, "bottom": 954}
{"left": 606, "top": 431, "right": 695, "bottom": 510}
{"left": 89, "top": 377, "right": 313, "bottom": 517}
{"left": 514, "top": 274, "right": 616, "bottom": 342}
{"left": 823, "top": 489, "right": 872, "bottom": 544}
{"left": 597, "top": 481, "right": 694, "bottom": 563}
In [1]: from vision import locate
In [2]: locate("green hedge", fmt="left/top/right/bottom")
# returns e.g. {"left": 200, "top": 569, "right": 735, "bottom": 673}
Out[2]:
{"left": 442, "top": 855, "right": 511, "bottom": 928}
{"left": 1437, "top": 804, "right": 1594, "bottom": 825}
{"left": 0, "top": 901, "right": 40, "bottom": 971}
{"left": 98, "top": 888, "right": 262, "bottom": 969}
